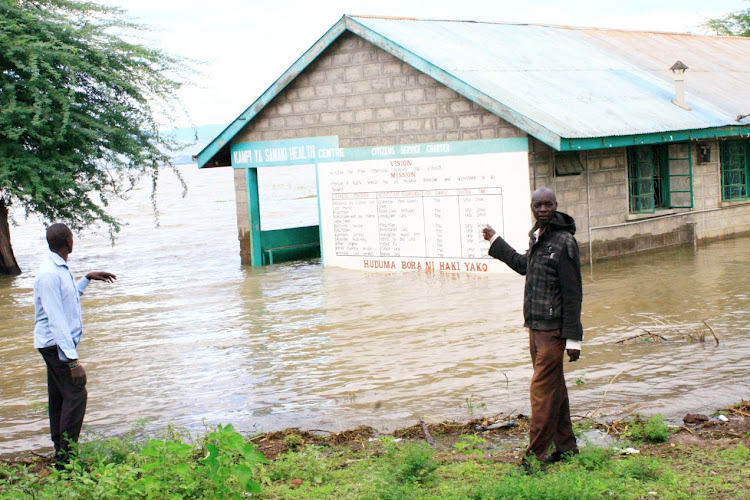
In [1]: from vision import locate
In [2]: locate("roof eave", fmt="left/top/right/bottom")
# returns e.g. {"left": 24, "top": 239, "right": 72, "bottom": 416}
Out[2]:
{"left": 559, "top": 125, "right": 750, "bottom": 151}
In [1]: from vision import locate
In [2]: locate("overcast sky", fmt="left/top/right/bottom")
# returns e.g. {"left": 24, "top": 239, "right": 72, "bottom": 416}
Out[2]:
{"left": 96, "top": 0, "right": 747, "bottom": 129}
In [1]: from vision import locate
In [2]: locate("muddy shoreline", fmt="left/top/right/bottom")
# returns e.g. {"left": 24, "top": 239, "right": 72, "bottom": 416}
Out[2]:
{"left": 5, "top": 402, "right": 747, "bottom": 469}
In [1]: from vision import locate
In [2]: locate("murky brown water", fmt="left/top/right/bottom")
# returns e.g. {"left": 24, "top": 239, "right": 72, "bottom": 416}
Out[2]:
{"left": 1, "top": 165, "right": 749, "bottom": 456}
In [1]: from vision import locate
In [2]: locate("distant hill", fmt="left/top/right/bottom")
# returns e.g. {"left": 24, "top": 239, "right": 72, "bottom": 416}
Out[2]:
{"left": 165, "top": 124, "right": 226, "bottom": 165}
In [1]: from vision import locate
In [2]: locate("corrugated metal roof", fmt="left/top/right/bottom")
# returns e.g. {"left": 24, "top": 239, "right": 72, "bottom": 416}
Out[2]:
{"left": 350, "top": 16, "right": 750, "bottom": 139}
{"left": 198, "top": 16, "right": 750, "bottom": 167}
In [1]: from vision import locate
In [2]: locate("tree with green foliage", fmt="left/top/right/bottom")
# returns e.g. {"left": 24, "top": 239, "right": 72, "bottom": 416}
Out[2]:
{"left": 703, "top": 2, "right": 750, "bottom": 36}
{"left": 0, "top": 0, "right": 191, "bottom": 275}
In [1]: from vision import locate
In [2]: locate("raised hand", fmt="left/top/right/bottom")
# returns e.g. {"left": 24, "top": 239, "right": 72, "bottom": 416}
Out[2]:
{"left": 85, "top": 271, "right": 116, "bottom": 283}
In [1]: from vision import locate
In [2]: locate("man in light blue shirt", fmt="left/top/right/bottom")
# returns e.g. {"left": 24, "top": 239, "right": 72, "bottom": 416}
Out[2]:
{"left": 34, "top": 223, "right": 116, "bottom": 468}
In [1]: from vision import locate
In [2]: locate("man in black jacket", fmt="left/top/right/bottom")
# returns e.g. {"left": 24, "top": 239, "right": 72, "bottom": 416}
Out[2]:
{"left": 482, "top": 186, "right": 582, "bottom": 466}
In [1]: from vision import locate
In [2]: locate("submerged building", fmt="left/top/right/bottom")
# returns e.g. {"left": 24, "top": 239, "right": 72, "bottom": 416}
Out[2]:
{"left": 198, "top": 15, "right": 750, "bottom": 267}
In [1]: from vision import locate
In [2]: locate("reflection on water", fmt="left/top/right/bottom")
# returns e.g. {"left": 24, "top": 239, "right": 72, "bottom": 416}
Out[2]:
{"left": 1, "top": 165, "right": 749, "bottom": 456}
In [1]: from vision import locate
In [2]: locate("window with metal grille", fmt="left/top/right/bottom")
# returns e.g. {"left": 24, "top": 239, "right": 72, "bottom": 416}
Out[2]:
{"left": 626, "top": 144, "right": 693, "bottom": 214}
{"left": 720, "top": 140, "right": 749, "bottom": 201}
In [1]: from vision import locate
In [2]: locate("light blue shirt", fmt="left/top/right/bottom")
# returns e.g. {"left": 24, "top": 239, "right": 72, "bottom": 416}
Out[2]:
{"left": 33, "top": 252, "right": 90, "bottom": 361}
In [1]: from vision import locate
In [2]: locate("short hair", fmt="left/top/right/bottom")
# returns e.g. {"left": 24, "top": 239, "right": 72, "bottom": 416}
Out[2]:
{"left": 531, "top": 186, "right": 557, "bottom": 203}
{"left": 46, "top": 223, "right": 72, "bottom": 251}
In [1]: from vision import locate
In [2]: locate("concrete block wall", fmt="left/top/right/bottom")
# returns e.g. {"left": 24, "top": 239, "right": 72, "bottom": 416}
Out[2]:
{"left": 529, "top": 138, "right": 750, "bottom": 263}
{"left": 689, "top": 139, "right": 750, "bottom": 241}
{"left": 230, "top": 31, "right": 525, "bottom": 264}
{"left": 233, "top": 168, "right": 251, "bottom": 259}
{"left": 699, "top": 208, "right": 750, "bottom": 240}
{"left": 692, "top": 139, "right": 723, "bottom": 212}
{"left": 528, "top": 140, "right": 630, "bottom": 262}
{"left": 694, "top": 140, "right": 750, "bottom": 240}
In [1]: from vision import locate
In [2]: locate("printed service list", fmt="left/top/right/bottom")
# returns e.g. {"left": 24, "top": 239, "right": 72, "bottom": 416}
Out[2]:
{"left": 331, "top": 187, "right": 503, "bottom": 259}
{"left": 317, "top": 151, "right": 531, "bottom": 273}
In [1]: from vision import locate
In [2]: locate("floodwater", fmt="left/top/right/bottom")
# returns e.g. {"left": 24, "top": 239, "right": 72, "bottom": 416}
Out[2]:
{"left": 1, "top": 165, "right": 749, "bottom": 456}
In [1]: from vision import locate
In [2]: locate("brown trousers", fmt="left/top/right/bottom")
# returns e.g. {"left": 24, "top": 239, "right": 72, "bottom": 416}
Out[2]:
{"left": 525, "top": 329, "right": 577, "bottom": 460}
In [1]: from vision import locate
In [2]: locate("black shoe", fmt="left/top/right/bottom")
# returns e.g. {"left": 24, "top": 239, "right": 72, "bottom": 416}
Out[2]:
{"left": 543, "top": 449, "right": 579, "bottom": 464}
{"left": 54, "top": 451, "right": 72, "bottom": 471}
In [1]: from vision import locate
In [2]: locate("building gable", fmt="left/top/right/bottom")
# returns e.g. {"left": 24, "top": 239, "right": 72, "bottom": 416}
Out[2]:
{"left": 232, "top": 32, "right": 524, "bottom": 150}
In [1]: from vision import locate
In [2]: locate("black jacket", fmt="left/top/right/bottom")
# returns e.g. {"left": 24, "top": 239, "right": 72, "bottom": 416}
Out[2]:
{"left": 488, "top": 211, "right": 583, "bottom": 340}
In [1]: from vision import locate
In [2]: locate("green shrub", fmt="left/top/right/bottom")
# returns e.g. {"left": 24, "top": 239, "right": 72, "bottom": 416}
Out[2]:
{"left": 134, "top": 438, "right": 201, "bottom": 497}
{"left": 374, "top": 439, "right": 440, "bottom": 500}
{"left": 200, "top": 423, "right": 267, "bottom": 495}
{"left": 283, "top": 433, "right": 305, "bottom": 450}
{"left": 389, "top": 442, "right": 438, "bottom": 484}
{"left": 0, "top": 423, "right": 267, "bottom": 500}
{"left": 77, "top": 434, "right": 142, "bottom": 468}
{"left": 75, "top": 419, "right": 151, "bottom": 468}
{"left": 624, "top": 414, "right": 671, "bottom": 443}
{"left": 266, "top": 445, "right": 331, "bottom": 485}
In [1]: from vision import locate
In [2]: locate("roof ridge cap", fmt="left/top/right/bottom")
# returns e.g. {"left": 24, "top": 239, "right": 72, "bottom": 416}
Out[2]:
{"left": 346, "top": 15, "right": 750, "bottom": 39}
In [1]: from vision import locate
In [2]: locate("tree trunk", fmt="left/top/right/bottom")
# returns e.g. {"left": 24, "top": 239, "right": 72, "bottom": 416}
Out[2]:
{"left": 0, "top": 198, "right": 22, "bottom": 275}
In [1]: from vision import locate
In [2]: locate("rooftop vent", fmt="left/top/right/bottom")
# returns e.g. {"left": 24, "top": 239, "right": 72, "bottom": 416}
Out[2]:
{"left": 670, "top": 61, "right": 690, "bottom": 111}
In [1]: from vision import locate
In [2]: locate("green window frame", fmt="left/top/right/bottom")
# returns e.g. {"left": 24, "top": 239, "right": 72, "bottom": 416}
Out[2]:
{"left": 627, "top": 144, "right": 693, "bottom": 214}
{"left": 720, "top": 140, "right": 749, "bottom": 201}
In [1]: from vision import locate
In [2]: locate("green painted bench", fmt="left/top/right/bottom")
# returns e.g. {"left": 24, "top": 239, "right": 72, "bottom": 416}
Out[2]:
{"left": 259, "top": 225, "right": 321, "bottom": 265}
{"left": 262, "top": 242, "right": 320, "bottom": 265}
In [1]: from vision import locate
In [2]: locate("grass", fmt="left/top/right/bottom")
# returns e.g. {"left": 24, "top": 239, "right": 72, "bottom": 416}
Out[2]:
{"left": 258, "top": 439, "right": 749, "bottom": 500}
{"left": 1, "top": 414, "right": 747, "bottom": 500}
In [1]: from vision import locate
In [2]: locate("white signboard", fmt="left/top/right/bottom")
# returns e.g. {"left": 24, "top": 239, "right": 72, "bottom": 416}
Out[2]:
{"left": 317, "top": 139, "right": 532, "bottom": 273}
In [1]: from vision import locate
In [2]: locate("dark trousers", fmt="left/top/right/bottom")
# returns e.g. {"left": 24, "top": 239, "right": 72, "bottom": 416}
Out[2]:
{"left": 38, "top": 346, "right": 87, "bottom": 463}
{"left": 525, "top": 329, "right": 577, "bottom": 460}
